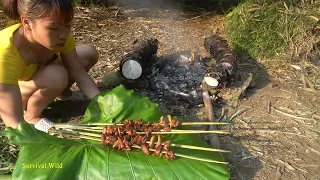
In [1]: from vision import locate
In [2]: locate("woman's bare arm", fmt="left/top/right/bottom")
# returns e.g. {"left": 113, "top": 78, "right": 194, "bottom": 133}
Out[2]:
{"left": 0, "top": 83, "right": 25, "bottom": 128}
{"left": 61, "top": 49, "right": 100, "bottom": 99}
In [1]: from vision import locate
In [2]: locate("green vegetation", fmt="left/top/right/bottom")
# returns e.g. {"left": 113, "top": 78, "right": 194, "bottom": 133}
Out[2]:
{"left": 226, "top": 0, "right": 320, "bottom": 64}
{"left": 0, "top": 127, "right": 18, "bottom": 175}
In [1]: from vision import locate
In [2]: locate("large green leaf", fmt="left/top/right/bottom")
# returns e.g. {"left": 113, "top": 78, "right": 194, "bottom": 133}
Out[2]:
{"left": 4, "top": 85, "right": 230, "bottom": 179}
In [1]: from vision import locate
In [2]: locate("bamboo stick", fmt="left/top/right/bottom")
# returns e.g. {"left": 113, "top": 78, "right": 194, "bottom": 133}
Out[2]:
{"left": 139, "top": 130, "right": 229, "bottom": 135}
{"left": 146, "top": 141, "right": 230, "bottom": 153}
{"left": 78, "top": 135, "right": 229, "bottom": 153}
{"left": 132, "top": 145, "right": 228, "bottom": 164}
{"left": 52, "top": 128, "right": 230, "bottom": 135}
{"left": 49, "top": 129, "right": 101, "bottom": 137}
{"left": 52, "top": 122, "right": 229, "bottom": 127}
{"left": 180, "top": 122, "right": 229, "bottom": 125}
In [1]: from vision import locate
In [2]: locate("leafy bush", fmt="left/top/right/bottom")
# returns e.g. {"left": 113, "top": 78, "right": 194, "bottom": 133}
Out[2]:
{"left": 226, "top": 0, "right": 320, "bottom": 62}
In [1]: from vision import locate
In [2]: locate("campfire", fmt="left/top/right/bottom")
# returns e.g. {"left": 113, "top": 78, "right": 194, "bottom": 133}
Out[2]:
{"left": 115, "top": 35, "right": 237, "bottom": 106}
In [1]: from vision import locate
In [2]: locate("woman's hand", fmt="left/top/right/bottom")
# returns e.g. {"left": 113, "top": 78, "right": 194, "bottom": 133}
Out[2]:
{"left": 0, "top": 83, "right": 25, "bottom": 128}
{"left": 61, "top": 48, "right": 100, "bottom": 99}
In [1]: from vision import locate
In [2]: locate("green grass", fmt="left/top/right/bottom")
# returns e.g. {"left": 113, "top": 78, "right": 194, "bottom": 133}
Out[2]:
{"left": 0, "top": 127, "right": 19, "bottom": 175}
{"left": 226, "top": 0, "right": 320, "bottom": 65}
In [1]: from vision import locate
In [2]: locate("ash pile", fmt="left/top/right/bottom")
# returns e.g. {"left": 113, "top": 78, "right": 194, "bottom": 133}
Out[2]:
{"left": 103, "top": 35, "right": 237, "bottom": 112}
{"left": 139, "top": 51, "right": 206, "bottom": 105}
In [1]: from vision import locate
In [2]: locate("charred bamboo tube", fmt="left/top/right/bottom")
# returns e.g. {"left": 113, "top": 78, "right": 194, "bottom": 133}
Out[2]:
{"left": 203, "top": 35, "right": 237, "bottom": 87}
{"left": 119, "top": 39, "right": 159, "bottom": 80}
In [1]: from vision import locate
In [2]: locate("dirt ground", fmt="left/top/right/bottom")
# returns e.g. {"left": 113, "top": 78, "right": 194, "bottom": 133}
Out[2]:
{"left": 1, "top": 1, "right": 320, "bottom": 179}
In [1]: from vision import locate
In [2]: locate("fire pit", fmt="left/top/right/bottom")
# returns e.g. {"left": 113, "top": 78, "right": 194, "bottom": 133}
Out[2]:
{"left": 103, "top": 35, "right": 237, "bottom": 113}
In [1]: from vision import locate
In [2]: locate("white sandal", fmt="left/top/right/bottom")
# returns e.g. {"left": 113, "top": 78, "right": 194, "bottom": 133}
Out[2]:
{"left": 34, "top": 118, "right": 53, "bottom": 133}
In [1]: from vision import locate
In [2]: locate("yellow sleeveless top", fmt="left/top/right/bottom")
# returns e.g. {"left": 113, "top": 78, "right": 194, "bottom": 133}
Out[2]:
{"left": 0, "top": 23, "right": 75, "bottom": 84}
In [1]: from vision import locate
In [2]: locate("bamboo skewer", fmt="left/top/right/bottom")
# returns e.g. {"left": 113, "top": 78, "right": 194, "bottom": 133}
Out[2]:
{"left": 75, "top": 135, "right": 228, "bottom": 164}
{"left": 78, "top": 135, "right": 229, "bottom": 153}
{"left": 52, "top": 121, "right": 229, "bottom": 128}
{"left": 132, "top": 145, "right": 228, "bottom": 165}
{"left": 139, "top": 130, "right": 230, "bottom": 135}
{"left": 146, "top": 141, "right": 230, "bottom": 153}
{"left": 50, "top": 128, "right": 230, "bottom": 135}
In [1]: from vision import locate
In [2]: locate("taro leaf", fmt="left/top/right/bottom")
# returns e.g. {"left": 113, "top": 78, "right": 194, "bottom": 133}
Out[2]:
{"left": 82, "top": 84, "right": 162, "bottom": 123}
{"left": 4, "top": 85, "right": 230, "bottom": 179}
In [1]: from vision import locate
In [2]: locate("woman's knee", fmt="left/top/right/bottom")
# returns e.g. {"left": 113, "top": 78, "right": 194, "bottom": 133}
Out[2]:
{"left": 36, "top": 65, "right": 68, "bottom": 89}
{"left": 76, "top": 44, "right": 99, "bottom": 70}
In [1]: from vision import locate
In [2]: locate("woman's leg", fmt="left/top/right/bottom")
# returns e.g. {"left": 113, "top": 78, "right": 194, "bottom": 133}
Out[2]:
{"left": 59, "top": 44, "right": 99, "bottom": 98}
{"left": 19, "top": 64, "right": 68, "bottom": 123}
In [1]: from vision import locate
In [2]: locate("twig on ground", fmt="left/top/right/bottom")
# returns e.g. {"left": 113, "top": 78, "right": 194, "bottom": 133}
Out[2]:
{"left": 312, "top": 113, "right": 320, "bottom": 120}
{"left": 73, "top": 15, "right": 93, "bottom": 20}
{"left": 272, "top": 107, "right": 314, "bottom": 121}
{"left": 307, "top": 146, "right": 320, "bottom": 156}
{"left": 301, "top": 73, "right": 307, "bottom": 88}
{"left": 233, "top": 73, "right": 253, "bottom": 101}
{"left": 0, "top": 167, "right": 12, "bottom": 171}
{"left": 300, "top": 87, "right": 319, "bottom": 93}
{"left": 239, "top": 73, "right": 253, "bottom": 97}
{"left": 229, "top": 109, "right": 247, "bottom": 122}
{"left": 202, "top": 91, "right": 220, "bottom": 149}
{"left": 115, "top": 9, "right": 120, "bottom": 17}
{"left": 305, "top": 76, "right": 315, "bottom": 89}
{"left": 177, "top": 12, "right": 214, "bottom": 23}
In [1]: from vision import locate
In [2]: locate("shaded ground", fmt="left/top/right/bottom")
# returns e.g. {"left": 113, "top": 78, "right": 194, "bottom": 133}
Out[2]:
{"left": 1, "top": 1, "right": 320, "bottom": 179}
